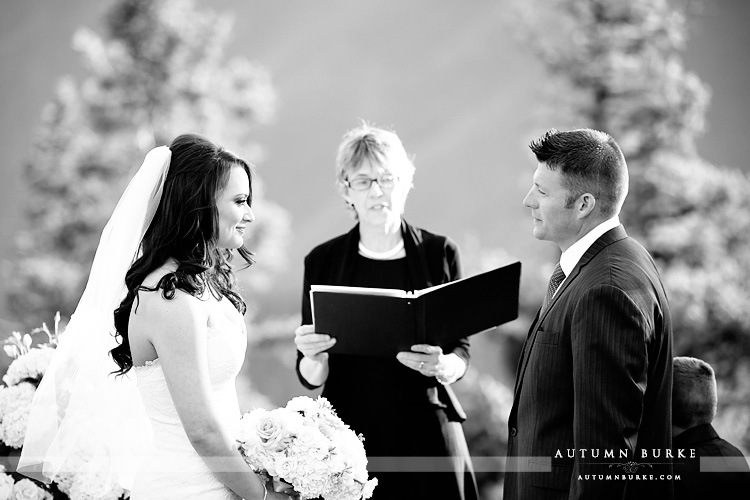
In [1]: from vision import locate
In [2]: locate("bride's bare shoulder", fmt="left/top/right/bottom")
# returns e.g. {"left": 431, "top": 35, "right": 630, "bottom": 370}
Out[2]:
{"left": 130, "top": 262, "right": 207, "bottom": 325}
{"left": 139, "top": 261, "right": 178, "bottom": 290}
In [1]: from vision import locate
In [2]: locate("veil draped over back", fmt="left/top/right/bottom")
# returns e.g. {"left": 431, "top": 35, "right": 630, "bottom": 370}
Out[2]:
{"left": 18, "top": 146, "right": 172, "bottom": 493}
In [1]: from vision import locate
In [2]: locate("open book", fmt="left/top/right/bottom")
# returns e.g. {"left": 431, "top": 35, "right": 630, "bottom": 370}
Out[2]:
{"left": 310, "top": 261, "right": 521, "bottom": 356}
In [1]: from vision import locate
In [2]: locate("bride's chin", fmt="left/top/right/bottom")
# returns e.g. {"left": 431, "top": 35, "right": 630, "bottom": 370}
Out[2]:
{"left": 217, "top": 240, "right": 244, "bottom": 250}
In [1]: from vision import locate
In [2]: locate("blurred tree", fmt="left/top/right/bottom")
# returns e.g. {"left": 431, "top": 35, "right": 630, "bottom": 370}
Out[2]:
{"left": 510, "top": 0, "right": 750, "bottom": 450}
{"left": 4, "top": 0, "right": 290, "bottom": 325}
{"left": 453, "top": 368, "right": 513, "bottom": 498}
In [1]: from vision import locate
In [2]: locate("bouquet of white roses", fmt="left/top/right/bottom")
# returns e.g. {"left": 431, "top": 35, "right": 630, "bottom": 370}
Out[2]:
{"left": 237, "top": 396, "right": 377, "bottom": 500}
{"left": 1, "top": 464, "right": 53, "bottom": 500}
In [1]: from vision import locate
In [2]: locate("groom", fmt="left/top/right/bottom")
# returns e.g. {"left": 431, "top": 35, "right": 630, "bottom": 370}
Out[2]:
{"left": 504, "top": 129, "right": 673, "bottom": 500}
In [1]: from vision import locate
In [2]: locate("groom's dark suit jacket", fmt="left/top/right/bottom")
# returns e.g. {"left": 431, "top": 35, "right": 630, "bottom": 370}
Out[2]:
{"left": 504, "top": 226, "right": 674, "bottom": 500}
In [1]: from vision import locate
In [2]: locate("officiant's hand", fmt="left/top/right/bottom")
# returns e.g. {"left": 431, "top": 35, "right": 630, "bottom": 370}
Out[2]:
{"left": 294, "top": 324, "right": 336, "bottom": 362}
{"left": 397, "top": 345, "right": 466, "bottom": 384}
{"left": 396, "top": 344, "right": 444, "bottom": 376}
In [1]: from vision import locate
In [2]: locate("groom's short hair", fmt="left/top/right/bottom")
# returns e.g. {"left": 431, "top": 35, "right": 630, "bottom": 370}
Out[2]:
{"left": 529, "top": 128, "right": 629, "bottom": 218}
{"left": 672, "top": 356, "right": 718, "bottom": 429}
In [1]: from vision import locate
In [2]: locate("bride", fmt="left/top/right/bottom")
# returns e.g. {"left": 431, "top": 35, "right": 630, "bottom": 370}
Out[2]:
{"left": 19, "top": 134, "right": 291, "bottom": 500}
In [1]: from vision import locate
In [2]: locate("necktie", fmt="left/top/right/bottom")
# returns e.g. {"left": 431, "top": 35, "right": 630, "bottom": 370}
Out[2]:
{"left": 541, "top": 263, "right": 565, "bottom": 314}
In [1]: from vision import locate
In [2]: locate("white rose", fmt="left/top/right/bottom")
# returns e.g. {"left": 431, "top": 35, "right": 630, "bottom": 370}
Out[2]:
{"left": 294, "top": 426, "right": 328, "bottom": 452}
{"left": 256, "top": 409, "right": 296, "bottom": 452}
{"left": 10, "top": 479, "right": 51, "bottom": 500}
{"left": 237, "top": 411, "right": 264, "bottom": 448}
{"left": 285, "top": 396, "right": 317, "bottom": 415}
{"left": 0, "top": 473, "right": 14, "bottom": 500}
{"left": 274, "top": 456, "right": 298, "bottom": 482}
{"left": 277, "top": 408, "right": 304, "bottom": 434}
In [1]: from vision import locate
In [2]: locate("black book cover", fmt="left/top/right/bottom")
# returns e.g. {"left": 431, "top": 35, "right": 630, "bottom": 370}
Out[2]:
{"left": 311, "top": 261, "right": 521, "bottom": 356}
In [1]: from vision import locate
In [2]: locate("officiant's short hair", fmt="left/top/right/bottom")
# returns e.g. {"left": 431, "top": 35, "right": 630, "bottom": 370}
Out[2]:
{"left": 335, "top": 121, "right": 415, "bottom": 194}
{"left": 673, "top": 356, "right": 718, "bottom": 429}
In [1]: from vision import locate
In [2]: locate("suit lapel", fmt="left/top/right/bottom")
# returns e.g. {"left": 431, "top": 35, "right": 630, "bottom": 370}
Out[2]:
{"left": 538, "top": 225, "right": 628, "bottom": 326}
{"left": 513, "top": 226, "right": 629, "bottom": 397}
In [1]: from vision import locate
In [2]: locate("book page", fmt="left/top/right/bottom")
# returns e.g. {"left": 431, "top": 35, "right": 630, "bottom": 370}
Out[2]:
{"left": 410, "top": 279, "right": 453, "bottom": 298}
{"left": 311, "top": 284, "right": 408, "bottom": 298}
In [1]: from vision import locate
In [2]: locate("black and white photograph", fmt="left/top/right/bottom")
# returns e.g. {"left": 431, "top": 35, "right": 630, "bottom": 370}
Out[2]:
{"left": 1, "top": 1, "right": 749, "bottom": 499}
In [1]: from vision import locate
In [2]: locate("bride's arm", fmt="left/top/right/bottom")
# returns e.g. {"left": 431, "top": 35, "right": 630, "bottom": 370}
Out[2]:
{"left": 133, "top": 291, "right": 283, "bottom": 500}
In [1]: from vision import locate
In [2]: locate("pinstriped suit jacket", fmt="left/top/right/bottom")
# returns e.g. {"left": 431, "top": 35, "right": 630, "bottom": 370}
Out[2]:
{"left": 504, "top": 226, "right": 674, "bottom": 500}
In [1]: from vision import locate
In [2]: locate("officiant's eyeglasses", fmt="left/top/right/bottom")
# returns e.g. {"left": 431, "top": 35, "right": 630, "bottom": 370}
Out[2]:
{"left": 343, "top": 174, "right": 397, "bottom": 191}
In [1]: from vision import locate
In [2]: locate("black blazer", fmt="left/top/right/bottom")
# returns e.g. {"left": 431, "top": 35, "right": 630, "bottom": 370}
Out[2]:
{"left": 505, "top": 226, "right": 674, "bottom": 500}
{"left": 295, "top": 219, "right": 470, "bottom": 421}
{"left": 673, "top": 424, "right": 750, "bottom": 499}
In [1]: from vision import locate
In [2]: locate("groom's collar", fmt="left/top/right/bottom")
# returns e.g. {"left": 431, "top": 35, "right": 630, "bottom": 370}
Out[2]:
{"left": 560, "top": 216, "right": 620, "bottom": 277}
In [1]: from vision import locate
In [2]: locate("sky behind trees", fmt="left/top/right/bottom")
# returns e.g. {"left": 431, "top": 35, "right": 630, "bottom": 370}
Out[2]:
{"left": 1, "top": 0, "right": 748, "bottom": 323}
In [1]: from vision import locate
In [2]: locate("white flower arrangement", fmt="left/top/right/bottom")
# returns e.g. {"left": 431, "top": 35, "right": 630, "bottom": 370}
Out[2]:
{"left": 53, "top": 456, "right": 126, "bottom": 500}
{"left": 0, "top": 382, "right": 36, "bottom": 449}
{"left": 0, "top": 466, "right": 15, "bottom": 500}
{"left": 2, "top": 346, "right": 55, "bottom": 387}
{"left": 1, "top": 316, "right": 59, "bottom": 451}
{"left": 7, "top": 478, "right": 53, "bottom": 500}
{"left": 0, "top": 466, "right": 52, "bottom": 500}
{"left": 237, "top": 396, "right": 377, "bottom": 500}
{"left": 1, "top": 314, "right": 125, "bottom": 500}
{"left": 0, "top": 321, "right": 54, "bottom": 450}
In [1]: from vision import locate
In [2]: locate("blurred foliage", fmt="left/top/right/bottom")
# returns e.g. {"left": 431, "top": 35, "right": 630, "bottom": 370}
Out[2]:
{"left": 459, "top": 232, "right": 552, "bottom": 343}
{"left": 453, "top": 368, "right": 514, "bottom": 498}
{"left": 3, "top": 0, "right": 290, "bottom": 326}
{"left": 510, "top": 0, "right": 750, "bottom": 451}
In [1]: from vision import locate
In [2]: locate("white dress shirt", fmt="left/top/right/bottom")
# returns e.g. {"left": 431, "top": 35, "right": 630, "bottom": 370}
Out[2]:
{"left": 556, "top": 216, "right": 621, "bottom": 294}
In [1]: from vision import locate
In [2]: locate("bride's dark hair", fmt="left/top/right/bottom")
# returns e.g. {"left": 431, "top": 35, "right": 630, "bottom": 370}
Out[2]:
{"left": 111, "top": 133, "right": 254, "bottom": 375}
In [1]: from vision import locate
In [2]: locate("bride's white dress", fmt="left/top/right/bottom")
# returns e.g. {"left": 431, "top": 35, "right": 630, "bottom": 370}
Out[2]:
{"left": 129, "top": 304, "right": 247, "bottom": 500}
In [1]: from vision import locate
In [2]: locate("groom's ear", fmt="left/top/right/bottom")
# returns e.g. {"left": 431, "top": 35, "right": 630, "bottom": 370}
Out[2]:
{"left": 575, "top": 193, "right": 596, "bottom": 218}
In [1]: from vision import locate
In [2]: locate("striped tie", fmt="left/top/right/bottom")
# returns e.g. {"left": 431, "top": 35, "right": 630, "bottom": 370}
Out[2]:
{"left": 541, "top": 263, "right": 565, "bottom": 314}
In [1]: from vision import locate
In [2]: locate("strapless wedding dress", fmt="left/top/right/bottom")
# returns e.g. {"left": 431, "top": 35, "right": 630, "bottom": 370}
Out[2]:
{"left": 129, "top": 311, "right": 247, "bottom": 500}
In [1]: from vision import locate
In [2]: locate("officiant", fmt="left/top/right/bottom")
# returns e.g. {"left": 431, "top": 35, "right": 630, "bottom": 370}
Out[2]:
{"left": 294, "top": 122, "right": 478, "bottom": 500}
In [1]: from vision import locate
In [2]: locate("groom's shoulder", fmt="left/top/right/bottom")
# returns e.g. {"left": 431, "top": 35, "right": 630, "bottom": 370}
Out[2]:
{"left": 606, "top": 233, "right": 657, "bottom": 265}
{"left": 584, "top": 235, "right": 664, "bottom": 293}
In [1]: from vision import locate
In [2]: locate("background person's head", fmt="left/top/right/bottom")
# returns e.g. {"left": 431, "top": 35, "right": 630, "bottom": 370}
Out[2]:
{"left": 673, "top": 356, "right": 718, "bottom": 436}
{"left": 334, "top": 122, "right": 415, "bottom": 227}
{"left": 523, "top": 128, "right": 629, "bottom": 250}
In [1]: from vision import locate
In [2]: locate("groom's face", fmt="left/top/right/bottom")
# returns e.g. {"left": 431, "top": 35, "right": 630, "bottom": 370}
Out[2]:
{"left": 523, "top": 162, "right": 579, "bottom": 250}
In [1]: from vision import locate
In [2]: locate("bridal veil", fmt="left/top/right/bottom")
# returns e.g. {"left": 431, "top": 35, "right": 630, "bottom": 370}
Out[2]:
{"left": 17, "top": 146, "right": 172, "bottom": 493}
